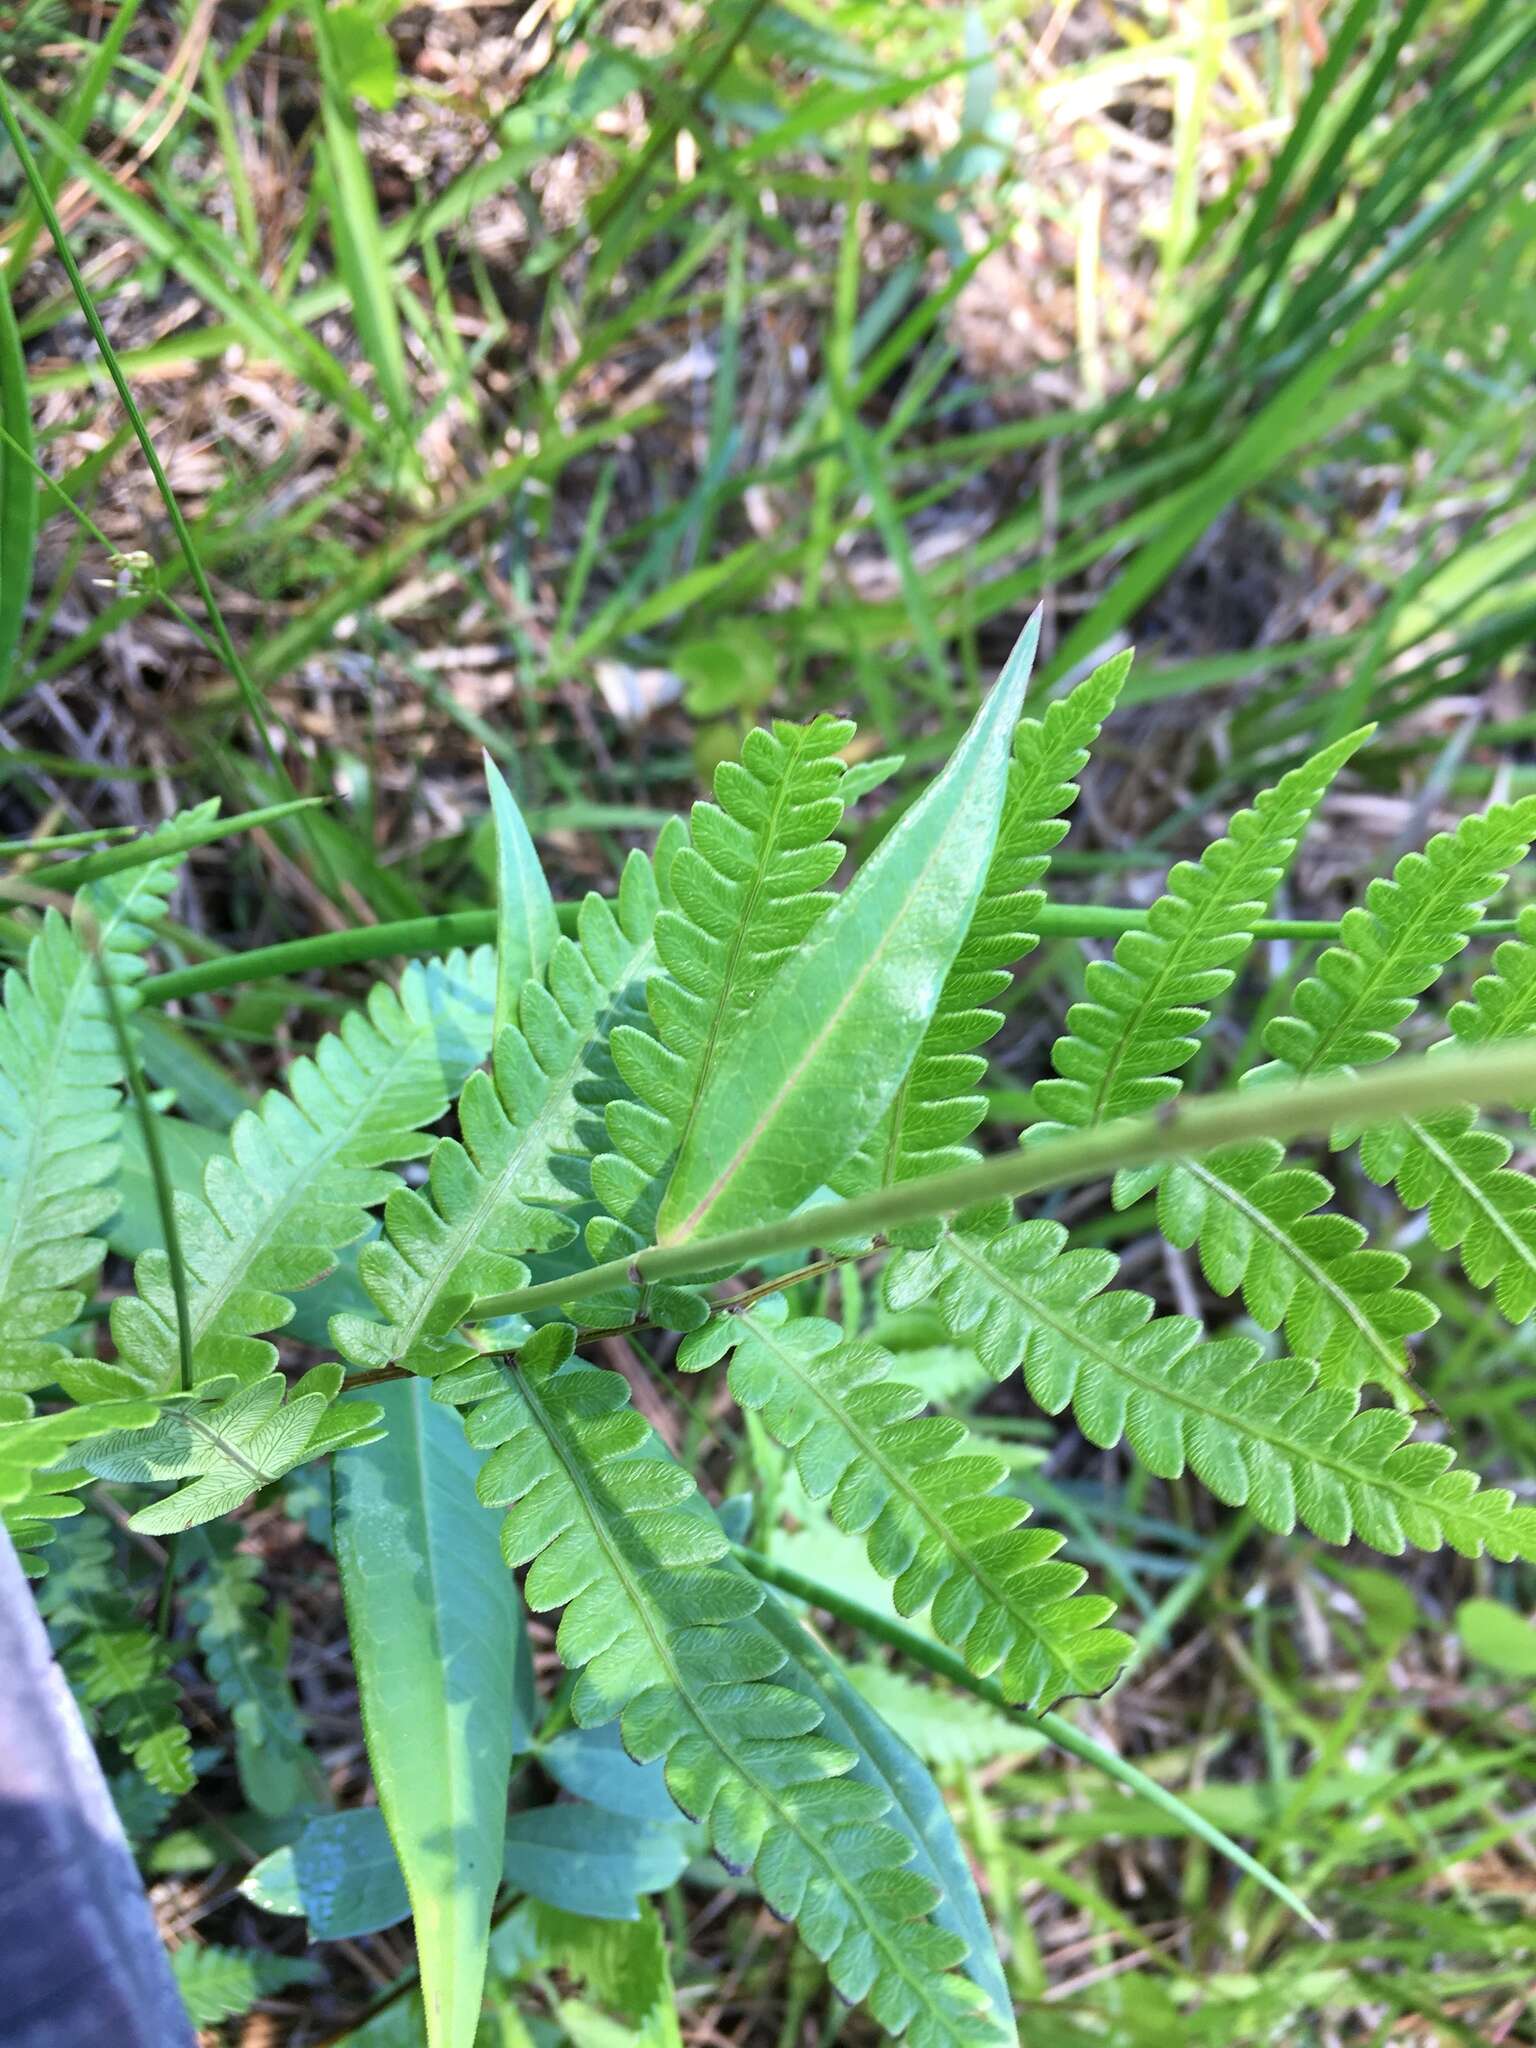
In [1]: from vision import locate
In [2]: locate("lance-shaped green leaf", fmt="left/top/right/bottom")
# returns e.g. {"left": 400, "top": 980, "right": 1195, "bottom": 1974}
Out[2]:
{"left": 334, "top": 1379, "right": 532, "bottom": 2048}
{"left": 485, "top": 753, "right": 558, "bottom": 1050}
{"left": 656, "top": 619, "right": 1037, "bottom": 1245}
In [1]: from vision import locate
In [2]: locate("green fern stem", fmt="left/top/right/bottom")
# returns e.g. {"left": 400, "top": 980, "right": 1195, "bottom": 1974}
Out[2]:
{"left": 473, "top": 1038, "right": 1536, "bottom": 1323}
{"left": 140, "top": 901, "right": 1531, "bottom": 1008}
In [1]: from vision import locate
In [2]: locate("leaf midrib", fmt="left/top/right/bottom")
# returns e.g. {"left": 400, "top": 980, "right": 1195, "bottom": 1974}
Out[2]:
{"left": 0, "top": 939, "right": 97, "bottom": 1307}
{"left": 667, "top": 806, "right": 966, "bottom": 1244}
{"left": 1296, "top": 845, "right": 1521, "bottom": 1078}
{"left": 1082, "top": 828, "right": 1291, "bottom": 1128}
{"left": 0, "top": 866, "right": 168, "bottom": 1315}
{"left": 176, "top": 1001, "right": 449, "bottom": 1363}
{"left": 670, "top": 727, "right": 829, "bottom": 1173}
{"left": 1181, "top": 1155, "right": 1413, "bottom": 1388}
{"left": 1402, "top": 1110, "right": 1536, "bottom": 1281}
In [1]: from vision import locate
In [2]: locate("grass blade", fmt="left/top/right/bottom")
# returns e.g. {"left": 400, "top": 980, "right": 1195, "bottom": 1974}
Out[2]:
{"left": 0, "top": 256, "right": 37, "bottom": 705}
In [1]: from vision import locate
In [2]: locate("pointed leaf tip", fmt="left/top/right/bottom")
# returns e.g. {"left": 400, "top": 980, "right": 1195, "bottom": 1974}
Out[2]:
{"left": 657, "top": 638, "right": 1037, "bottom": 1244}
{"left": 484, "top": 754, "right": 556, "bottom": 1045}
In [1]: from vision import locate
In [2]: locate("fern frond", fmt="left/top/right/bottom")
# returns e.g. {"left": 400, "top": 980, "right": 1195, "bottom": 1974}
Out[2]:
{"left": 73, "top": 947, "right": 496, "bottom": 1402}
{"left": 679, "top": 1299, "right": 1131, "bottom": 1709}
{"left": 1029, "top": 729, "right": 1365, "bottom": 1137}
{"left": 82, "top": 1365, "right": 384, "bottom": 1534}
{"left": 0, "top": 814, "right": 199, "bottom": 1393}
{"left": 331, "top": 855, "right": 664, "bottom": 1376}
{"left": 1257, "top": 795, "right": 1536, "bottom": 1082}
{"left": 1360, "top": 904, "right": 1536, "bottom": 1319}
{"left": 170, "top": 1942, "right": 319, "bottom": 2028}
{"left": 435, "top": 1328, "right": 1006, "bottom": 2045}
{"left": 586, "top": 724, "right": 852, "bottom": 1319}
{"left": 843, "top": 656, "right": 1128, "bottom": 1197}
{"left": 1133, "top": 1143, "right": 1435, "bottom": 1389}
{"left": 888, "top": 1217, "right": 1536, "bottom": 1561}
{"left": 186, "top": 1526, "right": 318, "bottom": 1816}
{"left": 37, "top": 1515, "right": 195, "bottom": 1793}
{"left": 0, "top": 1390, "right": 157, "bottom": 1575}
{"left": 1126, "top": 797, "right": 1536, "bottom": 1388}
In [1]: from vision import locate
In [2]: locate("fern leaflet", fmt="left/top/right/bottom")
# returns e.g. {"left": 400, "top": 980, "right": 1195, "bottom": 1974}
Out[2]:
{"left": 888, "top": 1216, "right": 1536, "bottom": 1560}
{"left": 1132, "top": 1142, "right": 1435, "bottom": 1389}
{"left": 37, "top": 1515, "right": 195, "bottom": 1793}
{"left": 74, "top": 946, "right": 496, "bottom": 1402}
{"left": 1256, "top": 795, "right": 1536, "bottom": 1082}
{"left": 331, "top": 854, "right": 667, "bottom": 1375}
{"left": 0, "top": 1390, "right": 158, "bottom": 1575}
{"left": 82, "top": 1364, "right": 384, "bottom": 1534}
{"left": 679, "top": 1297, "right": 1131, "bottom": 1708}
{"left": 0, "top": 812, "right": 198, "bottom": 1393}
{"left": 435, "top": 1327, "right": 1007, "bottom": 2045}
{"left": 186, "top": 1525, "right": 319, "bottom": 1816}
{"left": 170, "top": 1942, "right": 320, "bottom": 2027}
{"left": 1029, "top": 729, "right": 1366, "bottom": 1137}
{"left": 1360, "top": 903, "right": 1536, "bottom": 1319}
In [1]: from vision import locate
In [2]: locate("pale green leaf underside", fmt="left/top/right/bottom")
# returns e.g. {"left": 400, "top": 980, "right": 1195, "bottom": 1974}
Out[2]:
{"left": 890, "top": 1217, "right": 1536, "bottom": 1562}
{"left": 335, "top": 1379, "right": 529, "bottom": 2048}
{"left": 658, "top": 621, "right": 1038, "bottom": 1245}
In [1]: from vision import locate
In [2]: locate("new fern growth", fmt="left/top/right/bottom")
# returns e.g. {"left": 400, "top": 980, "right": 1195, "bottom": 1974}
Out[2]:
{"left": 9, "top": 625, "right": 1536, "bottom": 2048}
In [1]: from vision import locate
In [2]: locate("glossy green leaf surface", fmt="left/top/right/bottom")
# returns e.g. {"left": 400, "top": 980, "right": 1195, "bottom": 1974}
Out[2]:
{"left": 656, "top": 617, "right": 1038, "bottom": 1244}
{"left": 242, "top": 1807, "right": 409, "bottom": 1939}
{"left": 334, "top": 1381, "right": 532, "bottom": 2048}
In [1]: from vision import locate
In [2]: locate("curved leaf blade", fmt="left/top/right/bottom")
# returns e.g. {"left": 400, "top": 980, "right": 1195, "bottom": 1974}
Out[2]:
{"left": 334, "top": 1381, "right": 532, "bottom": 2048}
{"left": 657, "top": 616, "right": 1038, "bottom": 1244}
{"left": 485, "top": 753, "right": 558, "bottom": 1048}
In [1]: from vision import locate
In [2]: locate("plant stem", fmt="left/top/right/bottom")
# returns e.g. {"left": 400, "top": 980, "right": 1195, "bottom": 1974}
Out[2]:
{"left": 131, "top": 899, "right": 1526, "bottom": 1004}
{"left": 470, "top": 1038, "right": 1536, "bottom": 1320}
{"left": 728, "top": 1541, "right": 1322, "bottom": 1932}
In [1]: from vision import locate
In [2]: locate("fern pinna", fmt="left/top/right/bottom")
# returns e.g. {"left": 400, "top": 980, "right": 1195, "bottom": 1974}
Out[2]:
{"left": 10, "top": 624, "right": 1536, "bottom": 2048}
